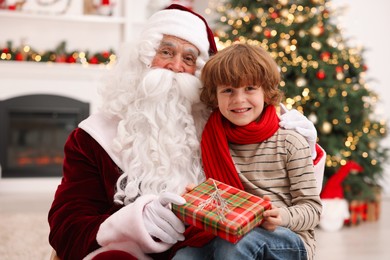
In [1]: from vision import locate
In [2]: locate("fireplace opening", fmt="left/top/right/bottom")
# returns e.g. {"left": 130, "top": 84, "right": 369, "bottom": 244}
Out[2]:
{"left": 0, "top": 94, "right": 89, "bottom": 178}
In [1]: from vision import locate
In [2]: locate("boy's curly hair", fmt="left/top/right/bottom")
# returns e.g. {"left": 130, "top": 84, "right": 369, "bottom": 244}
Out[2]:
{"left": 200, "top": 43, "right": 283, "bottom": 109}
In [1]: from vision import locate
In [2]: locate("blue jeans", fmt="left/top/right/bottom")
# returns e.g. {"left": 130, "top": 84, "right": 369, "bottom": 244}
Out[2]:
{"left": 172, "top": 227, "right": 307, "bottom": 260}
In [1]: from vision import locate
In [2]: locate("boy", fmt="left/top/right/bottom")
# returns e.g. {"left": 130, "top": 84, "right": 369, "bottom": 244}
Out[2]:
{"left": 175, "top": 44, "right": 322, "bottom": 260}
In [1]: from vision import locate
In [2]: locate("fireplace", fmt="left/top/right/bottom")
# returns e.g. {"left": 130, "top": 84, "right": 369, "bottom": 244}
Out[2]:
{"left": 0, "top": 94, "right": 89, "bottom": 178}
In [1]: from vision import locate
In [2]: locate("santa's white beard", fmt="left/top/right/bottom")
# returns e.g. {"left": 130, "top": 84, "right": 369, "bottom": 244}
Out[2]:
{"left": 112, "top": 68, "right": 209, "bottom": 205}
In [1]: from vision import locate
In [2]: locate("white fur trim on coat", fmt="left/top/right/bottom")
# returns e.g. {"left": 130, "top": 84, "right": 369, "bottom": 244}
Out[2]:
{"left": 78, "top": 113, "right": 123, "bottom": 170}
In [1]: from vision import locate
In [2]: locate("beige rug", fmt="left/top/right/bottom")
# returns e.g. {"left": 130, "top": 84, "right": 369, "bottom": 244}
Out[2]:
{"left": 0, "top": 212, "right": 52, "bottom": 260}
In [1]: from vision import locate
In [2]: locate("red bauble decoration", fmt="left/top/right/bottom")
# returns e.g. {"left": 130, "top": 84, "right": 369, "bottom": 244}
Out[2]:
{"left": 362, "top": 64, "right": 368, "bottom": 71}
{"left": 316, "top": 69, "right": 326, "bottom": 80}
{"left": 319, "top": 25, "right": 325, "bottom": 35}
{"left": 270, "top": 12, "right": 279, "bottom": 19}
{"left": 335, "top": 66, "right": 343, "bottom": 73}
{"left": 320, "top": 51, "right": 331, "bottom": 61}
{"left": 264, "top": 29, "right": 272, "bottom": 38}
{"left": 2, "top": 48, "right": 9, "bottom": 54}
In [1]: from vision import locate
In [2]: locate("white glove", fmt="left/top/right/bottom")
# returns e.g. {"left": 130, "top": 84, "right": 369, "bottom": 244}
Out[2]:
{"left": 143, "top": 192, "right": 186, "bottom": 244}
{"left": 279, "top": 103, "right": 317, "bottom": 159}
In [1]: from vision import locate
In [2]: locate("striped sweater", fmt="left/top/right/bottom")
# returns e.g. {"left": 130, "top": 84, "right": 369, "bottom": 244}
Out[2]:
{"left": 229, "top": 128, "right": 322, "bottom": 260}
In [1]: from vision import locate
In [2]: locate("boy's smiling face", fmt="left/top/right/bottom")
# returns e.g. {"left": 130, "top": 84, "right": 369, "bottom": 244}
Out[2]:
{"left": 216, "top": 84, "right": 266, "bottom": 126}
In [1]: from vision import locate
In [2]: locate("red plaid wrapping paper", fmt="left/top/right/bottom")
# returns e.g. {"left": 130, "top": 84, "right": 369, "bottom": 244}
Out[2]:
{"left": 172, "top": 178, "right": 271, "bottom": 243}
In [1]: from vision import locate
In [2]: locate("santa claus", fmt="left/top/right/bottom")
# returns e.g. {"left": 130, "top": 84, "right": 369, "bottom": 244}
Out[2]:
{"left": 48, "top": 4, "right": 325, "bottom": 260}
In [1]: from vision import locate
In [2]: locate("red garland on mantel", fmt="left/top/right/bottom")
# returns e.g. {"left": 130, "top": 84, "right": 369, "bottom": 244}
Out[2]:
{"left": 0, "top": 41, "right": 116, "bottom": 65}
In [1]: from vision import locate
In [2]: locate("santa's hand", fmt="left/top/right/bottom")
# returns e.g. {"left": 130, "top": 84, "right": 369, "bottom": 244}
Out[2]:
{"left": 279, "top": 103, "right": 317, "bottom": 159}
{"left": 143, "top": 192, "right": 186, "bottom": 244}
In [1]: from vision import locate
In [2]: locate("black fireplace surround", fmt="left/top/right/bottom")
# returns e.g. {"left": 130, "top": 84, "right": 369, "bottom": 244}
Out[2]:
{"left": 0, "top": 94, "right": 89, "bottom": 178}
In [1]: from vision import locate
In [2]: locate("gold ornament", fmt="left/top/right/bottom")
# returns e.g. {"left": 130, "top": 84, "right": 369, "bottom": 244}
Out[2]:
{"left": 279, "top": 0, "right": 288, "bottom": 5}
{"left": 299, "top": 30, "right": 306, "bottom": 38}
{"left": 295, "top": 15, "right": 305, "bottom": 23}
{"left": 310, "top": 25, "right": 322, "bottom": 36}
{"left": 278, "top": 39, "right": 290, "bottom": 48}
{"left": 253, "top": 25, "right": 262, "bottom": 33}
{"left": 322, "top": 121, "right": 332, "bottom": 134}
{"left": 369, "top": 141, "right": 378, "bottom": 150}
{"left": 336, "top": 72, "right": 345, "bottom": 80}
{"left": 296, "top": 77, "right": 307, "bottom": 87}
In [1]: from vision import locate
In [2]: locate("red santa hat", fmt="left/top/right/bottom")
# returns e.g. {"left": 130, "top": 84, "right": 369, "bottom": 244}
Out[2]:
{"left": 141, "top": 4, "right": 217, "bottom": 60}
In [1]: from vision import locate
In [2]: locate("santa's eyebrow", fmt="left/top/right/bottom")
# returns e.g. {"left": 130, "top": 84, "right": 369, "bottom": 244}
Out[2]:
{"left": 159, "top": 40, "right": 199, "bottom": 56}
{"left": 185, "top": 48, "right": 199, "bottom": 56}
{"left": 159, "top": 41, "right": 175, "bottom": 48}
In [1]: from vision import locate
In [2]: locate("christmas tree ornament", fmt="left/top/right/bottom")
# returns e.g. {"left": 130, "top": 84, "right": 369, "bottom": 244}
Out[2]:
{"left": 278, "top": 38, "right": 290, "bottom": 48}
{"left": 296, "top": 77, "right": 308, "bottom": 87}
{"left": 321, "top": 121, "right": 332, "bottom": 134}
{"left": 327, "top": 36, "right": 338, "bottom": 47}
{"left": 278, "top": 0, "right": 288, "bottom": 6}
{"left": 296, "top": 30, "right": 304, "bottom": 39}
{"left": 270, "top": 11, "right": 279, "bottom": 19}
{"left": 253, "top": 25, "right": 262, "bottom": 33}
{"left": 316, "top": 69, "right": 326, "bottom": 80}
{"left": 336, "top": 72, "right": 345, "bottom": 81}
{"left": 369, "top": 141, "right": 377, "bottom": 150}
{"left": 264, "top": 28, "right": 272, "bottom": 38}
{"left": 320, "top": 51, "right": 331, "bottom": 61}
{"left": 310, "top": 25, "right": 324, "bottom": 36}
{"left": 295, "top": 15, "right": 306, "bottom": 23}
{"left": 335, "top": 66, "right": 343, "bottom": 73}
{"left": 280, "top": 9, "right": 289, "bottom": 18}
{"left": 311, "top": 41, "right": 322, "bottom": 50}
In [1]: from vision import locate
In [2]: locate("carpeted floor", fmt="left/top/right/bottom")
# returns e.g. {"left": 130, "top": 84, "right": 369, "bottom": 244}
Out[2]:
{"left": 0, "top": 192, "right": 54, "bottom": 260}
{"left": 0, "top": 212, "right": 52, "bottom": 260}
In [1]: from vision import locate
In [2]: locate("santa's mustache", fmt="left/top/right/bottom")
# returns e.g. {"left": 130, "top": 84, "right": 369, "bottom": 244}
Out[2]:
{"left": 137, "top": 68, "right": 202, "bottom": 104}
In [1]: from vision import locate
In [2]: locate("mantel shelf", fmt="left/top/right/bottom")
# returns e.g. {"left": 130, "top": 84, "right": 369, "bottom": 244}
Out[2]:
{"left": 0, "top": 60, "right": 111, "bottom": 81}
{"left": 0, "top": 10, "right": 125, "bottom": 24}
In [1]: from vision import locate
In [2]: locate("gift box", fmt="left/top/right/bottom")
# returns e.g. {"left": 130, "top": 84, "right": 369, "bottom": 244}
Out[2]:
{"left": 172, "top": 178, "right": 271, "bottom": 243}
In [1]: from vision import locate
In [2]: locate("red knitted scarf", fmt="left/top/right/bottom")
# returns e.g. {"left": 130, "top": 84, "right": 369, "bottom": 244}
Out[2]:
{"left": 201, "top": 105, "right": 280, "bottom": 190}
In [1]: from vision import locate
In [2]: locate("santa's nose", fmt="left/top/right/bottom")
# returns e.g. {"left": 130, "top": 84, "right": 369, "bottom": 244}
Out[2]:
{"left": 167, "top": 56, "right": 185, "bottom": 73}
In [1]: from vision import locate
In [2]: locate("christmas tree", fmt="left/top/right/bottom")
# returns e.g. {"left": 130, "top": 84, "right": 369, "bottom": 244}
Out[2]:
{"left": 211, "top": 0, "right": 388, "bottom": 201}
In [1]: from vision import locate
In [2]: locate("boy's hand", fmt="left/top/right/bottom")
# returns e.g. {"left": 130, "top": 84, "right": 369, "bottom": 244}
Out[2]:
{"left": 185, "top": 183, "right": 196, "bottom": 193}
{"left": 261, "top": 196, "right": 282, "bottom": 231}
